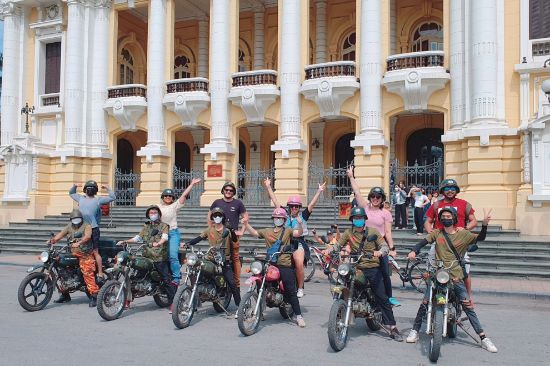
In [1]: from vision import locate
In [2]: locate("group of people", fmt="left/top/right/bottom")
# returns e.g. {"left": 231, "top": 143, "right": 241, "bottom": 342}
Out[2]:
{"left": 48, "top": 172, "right": 498, "bottom": 353}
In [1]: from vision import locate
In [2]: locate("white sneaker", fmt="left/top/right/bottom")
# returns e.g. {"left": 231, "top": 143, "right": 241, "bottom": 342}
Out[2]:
{"left": 234, "top": 311, "right": 238, "bottom": 319}
{"left": 406, "top": 329, "right": 419, "bottom": 343}
{"left": 296, "top": 315, "right": 306, "bottom": 328}
{"left": 481, "top": 338, "right": 498, "bottom": 353}
{"left": 297, "top": 288, "right": 304, "bottom": 298}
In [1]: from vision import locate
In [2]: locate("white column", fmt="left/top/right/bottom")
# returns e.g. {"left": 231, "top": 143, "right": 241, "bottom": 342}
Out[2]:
{"left": 315, "top": 0, "right": 327, "bottom": 64}
{"left": 351, "top": 0, "right": 387, "bottom": 154}
{"left": 138, "top": 0, "right": 169, "bottom": 159}
{"left": 63, "top": 0, "right": 86, "bottom": 147}
{"left": 469, "top": 0, "right": 498, "bottom": 126}
{"left": 247, "top": 126, "right": 262, "bottom": 170}
{"left": 201, "top": 0, "right": 234, "bottom": 158}
{"left": 0, "top": 3, "right": 23, "bottom": 146}
{"left": 253, "top": 6, "right": 265, "bottom": 70}
{"left": 450, "top": 0, "right": 465, "bottom": 129}
{"left": 272, "top": 0, "right": 306, "bottom": 157}
{"left": 88, "top": 1, "right": 111, "bottom": 154}
{"left": 197, "top": 19, "right": 209, "bottom": 78}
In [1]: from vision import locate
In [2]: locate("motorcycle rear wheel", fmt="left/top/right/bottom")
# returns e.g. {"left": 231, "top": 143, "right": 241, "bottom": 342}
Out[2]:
{"left": 172, "top": 285, "right": 196, "bottom": 329}
{"left": 429, "top": 306, "right": 444, "bottom": 362}
{"left": 153, "top": 287, "right": 171, "bottom": 308}
{"left": 237, "top": 291, "right": 262, "bottom": 336}
{"left": 213, "top": 283, "right": 232, "bottom": 313}
{"left": 17, "top": 272, "right": 55, "bottom": 312}
{"left": 97, "top": 279, "right": 126, "bottom": 321}
{"left": 328, "top": 299, "right": 348, "bottom": 352}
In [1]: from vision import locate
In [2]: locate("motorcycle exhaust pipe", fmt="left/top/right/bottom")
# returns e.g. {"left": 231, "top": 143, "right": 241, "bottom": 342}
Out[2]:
{"left": 426, "top": 285, "right": 433, "bottom": 334}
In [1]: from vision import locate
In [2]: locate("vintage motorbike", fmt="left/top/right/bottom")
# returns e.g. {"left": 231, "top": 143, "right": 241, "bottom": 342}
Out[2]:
{"left": 171, "top": 245, "right": 232, "bottom": 329}
{"left": 236, "top": 249, "right": 295, "bottom": 336}
{"left": 96, "top": 236, "right": 174, "bottom": 321}
{"left": 327, "top": 236, "right": 383, "bottom": 352}
{"left": 17, "top": 232, "right": 118, "bottom": 312}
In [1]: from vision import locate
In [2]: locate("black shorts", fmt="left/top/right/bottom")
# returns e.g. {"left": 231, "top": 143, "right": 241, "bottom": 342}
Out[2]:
{"left": 91, "top": 227, "right": 100, "bottom": 250}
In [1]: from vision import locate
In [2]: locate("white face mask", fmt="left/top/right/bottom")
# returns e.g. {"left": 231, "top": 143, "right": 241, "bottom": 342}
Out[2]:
{"left": 213, "top": 216, "right": 223, "bottom": 224}
{"left": 71, "top": 218, "right": 82, "bottom": 225}
{"left": 149, "top": 214, "right": 159, "bottom": 222}
{"left": 273, "top": 218, "right": 285, "bottom": 227}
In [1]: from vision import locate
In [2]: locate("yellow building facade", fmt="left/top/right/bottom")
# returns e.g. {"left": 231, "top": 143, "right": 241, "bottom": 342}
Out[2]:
{"left": 1, "top": 0, "right": 549, "bottom": 235}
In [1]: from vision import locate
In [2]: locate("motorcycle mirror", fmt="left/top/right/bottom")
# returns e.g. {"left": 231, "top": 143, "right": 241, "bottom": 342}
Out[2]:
{"left": 151, "top": 229, "right": 159, "bottom": 236}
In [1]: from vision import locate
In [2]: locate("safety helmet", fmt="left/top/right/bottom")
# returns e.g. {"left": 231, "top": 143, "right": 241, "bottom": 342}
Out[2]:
{"left": 439, "top": 178, "right": 460, "bottom": 194}
{"left": 349, "top": 206, "right": 368, "bottom": 221}
{"left": 368, "top": 187, "right": 386, "bottom": 202}
{"left": 286, "top": 195, "right": 303, "bottom": 207}
{"left": 69, "top": 209, "right": 83, "bottom": 220}
{"left": 161, "top": 188, "right": 176, "bottom": 199}
{"left": 210, "top": 207, "right": 226, "bottom": 224}
{"left": 271, "top": 207, "right": 288, "bottom": 219}
{"left": 438, "top": 207, "right": 458, "bottom": 225}
{"left": 83, "top": 180, "right": 98, "bottom": 195}
{"left": 145, "top": 205, "right": 162, "bottom": 219}
{"left": 221, "top": 182, "right": 237, "bottom": 194}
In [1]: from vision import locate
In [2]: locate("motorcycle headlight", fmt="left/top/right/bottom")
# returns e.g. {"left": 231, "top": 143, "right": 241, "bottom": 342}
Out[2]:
{"left": 436, "top": 270, "right": 450, "bottom": 284}
{"left": 337, "top": 263, "right": 351, "bottom": 276}
{"left": 250, "top": 261, "right": 262, "bottom": 275}
{"left": 116, "top": 251, "right": 128, "bottom": 265}
{"left": 187, "top": 253, "right": 198, "bottom": 267}
{"left": 39, "top": 251, "right": 49, "bottom": 263}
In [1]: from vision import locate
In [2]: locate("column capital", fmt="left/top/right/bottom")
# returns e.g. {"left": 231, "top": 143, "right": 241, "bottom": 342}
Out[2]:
{"left": 90, "top": 0, "right": 113, "bottom": 9}
{"left": 1, "top": 1, "right": 22, "bottom": 17}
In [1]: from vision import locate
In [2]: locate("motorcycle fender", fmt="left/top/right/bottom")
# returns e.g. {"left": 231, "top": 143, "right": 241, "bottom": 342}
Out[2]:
{"left": 245, "top": 275, "right": 262, "bottom": 286}
{"left": 27, "top": 264, "right": 45, "bottom": 273}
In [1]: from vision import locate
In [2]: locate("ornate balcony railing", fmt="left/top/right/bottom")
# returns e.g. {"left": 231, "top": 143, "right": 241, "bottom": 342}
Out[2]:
{"left": 166, "top": 77, "right": 209, "bottom": 93}
{"left": 40, "top": 93, "right": 60, "bottom": 107}
{"left": 304, "top": 61, "right": 356, "bottom": 80}
{"left": 532, "top": 39, "right": 550, "bottom": 57}
{"left": 386, "top": 51, "right": 444, "bottom": 71}
{"left": 107, "top": 84, "right": 147, "bottom": 99}
{"left": 231, "top": 70, "right": 277, "bottom": 87}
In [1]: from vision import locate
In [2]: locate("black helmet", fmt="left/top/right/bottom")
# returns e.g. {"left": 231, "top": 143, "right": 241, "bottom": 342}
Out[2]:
{"left": 349, "top": 206, "right": 368, "bottom": 221}
{"left": 368, "top": 187, "right": 386, "bottom": 202}
{"left": 210, "top": 207, "right": 226, "bottom": 224}
{"left": 438, "top": 207, "right": 458, "bottom": 225}
{"left": 439, "top": 178, "right": 460, "bottom": 194}
{"left": 69, "top": 209, "right": 83, "bottom": 220}
{"left": 83, "top": 180, "right": 98, "bottom": 195}
{"left": 161, "top": 188, "right": 176, "bottom": 199}
{"left": 221, "top": 182, "right": 236, "bottom": 194}
{"left": 145, "top": 205, "right": 162, "bottom": 219}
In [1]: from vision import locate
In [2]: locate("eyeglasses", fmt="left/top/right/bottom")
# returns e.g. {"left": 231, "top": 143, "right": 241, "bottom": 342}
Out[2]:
{"left": 443, "top": 187, "right": 457, "bottom": 193}
{"left": 224, "top": 189, "right": 235, "bottom": 194}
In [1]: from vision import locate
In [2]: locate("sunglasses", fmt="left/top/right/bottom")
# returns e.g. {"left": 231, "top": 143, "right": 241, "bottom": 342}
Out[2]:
{"left": 370, "top": 195, "right": 383, "bottom": 200}
{"left": 212, "top": 214, "right": 223, "bottom": 219}
{"left": 288, "top": 205, "right": 301, "bottom": 209}
{"left": 224, "top": 189, "right": 235, "bottom": 194}
{"left": 443, "top": 187, "right": 457, "bottom": 192}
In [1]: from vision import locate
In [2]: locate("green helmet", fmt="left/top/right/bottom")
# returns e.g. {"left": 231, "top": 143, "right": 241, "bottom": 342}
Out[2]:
{"left": 438, "top": 207, "right": 458, "bottom": 225}
{"left": 439, "top": 178, "right": 460, "bottom": 194}
{"left": 349, "top": 206, "right": 368, "bottom": 221}
{"left": 145, "top": 205, "right": 162, "bottom": 219}
{"left": 210, "top": 207, "right": 226, "bottom": 224}
{"left": 161, "top": 188, "right": 175, "bottom": 199}
{"left": 221, "top": 182, "right": 237, "bottom": 194}
{"left": 83, "top": 180, "right": 98, "bottom": 195}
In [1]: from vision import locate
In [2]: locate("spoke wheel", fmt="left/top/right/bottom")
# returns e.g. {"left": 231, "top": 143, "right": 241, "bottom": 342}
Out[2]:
{"left": 172, "top": 285, "right": 196, "bottom": 329}
{"left": 237, "top": 291, "right": 262, "bottom": 336}
{"left": 304, "top": 256, "right": 317, "bottom": 283}
{"left": 17, "top": 272, "right": 54, "bottom": 312}
{"left": 429, "top": 306, "right": 444, "bottom": 363}
{"left": 97, "top": 279, "right": 126, "bottom": 321}
{"left": 408, "top": 261, "right": 428, "bottom": 293}
{"left": 328, "top": 299, "right": 349, "bottom": 352}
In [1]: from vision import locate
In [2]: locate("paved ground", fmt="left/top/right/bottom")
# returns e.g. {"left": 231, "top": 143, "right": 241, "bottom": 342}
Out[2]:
{"left": 1, "top": 255, "right": 550, "bottom": 366}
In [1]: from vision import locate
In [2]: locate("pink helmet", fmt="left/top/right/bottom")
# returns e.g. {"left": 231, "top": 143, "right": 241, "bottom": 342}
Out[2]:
{"left": 286, "top": 195, "right": 303, "bottom": 206}
{"left": 271, "top": 207, "right": 288, "bottom": 219}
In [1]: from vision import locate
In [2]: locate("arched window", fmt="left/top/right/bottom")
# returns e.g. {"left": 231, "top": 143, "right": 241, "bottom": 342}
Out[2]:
{"left": 174, "top": 55, "right": 191, "bottom": 79}
{"left": 119, "top": 48, "right": 134, "bottom": 84}
{"left": 341, "top": 32, "right": 356, "bottom": 61}
{"left": 411, "top": 22, "right": 443, "bottom": 52}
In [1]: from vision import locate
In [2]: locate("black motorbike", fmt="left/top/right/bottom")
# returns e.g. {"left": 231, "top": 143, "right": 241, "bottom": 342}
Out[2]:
{"left": 17, "top": 232, "right": 118, "bottom": 312}
{"left": 172, "top": 245, "right": 232, "bottom": 329}
{"left": 96, "top": 238, "right": 173, "bottom": 321}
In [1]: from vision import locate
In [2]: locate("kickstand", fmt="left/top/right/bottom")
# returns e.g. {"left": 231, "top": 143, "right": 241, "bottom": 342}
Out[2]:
{"left": 456, "top": 317, "right": 481, "bottom": 345}
{"left": 215, "top": 300, "right": 231, "bottom": 317}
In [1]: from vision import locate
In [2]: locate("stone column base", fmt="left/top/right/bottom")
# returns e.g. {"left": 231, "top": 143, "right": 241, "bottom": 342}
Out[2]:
{"left": 352, "top": 145, "right": 388, "bottom": 192}
{"left": 272, "top": 150, "right": 307, "bottom": 204}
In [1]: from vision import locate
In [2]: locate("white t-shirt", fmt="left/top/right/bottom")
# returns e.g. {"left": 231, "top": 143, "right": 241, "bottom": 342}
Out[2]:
{"left": 414, "top": 194, "right": 428, "bottom": 208}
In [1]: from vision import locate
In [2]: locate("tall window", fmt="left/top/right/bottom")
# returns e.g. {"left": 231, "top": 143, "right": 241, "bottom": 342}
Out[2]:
{"left": 174, "top": 55, "right": 191, "bottom": 79}
{"left": 411, "top": 22, "right": 443, "bottom": 52}
{"left": 119, "top": 48, "right": 134, "bottom": 84}
{"left": 530, "top": 0, "right": 550, "bottom": 39}
{"left": 45, "top": 42, "right": 61, "bottom": 94}
{"left": 341, "top": 32, "right": 356, "bottom": 61}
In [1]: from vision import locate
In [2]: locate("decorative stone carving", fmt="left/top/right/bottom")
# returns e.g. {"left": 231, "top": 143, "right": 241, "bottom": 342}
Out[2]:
{"left": 103, "top": 84, "right": 147, "bottom": 131}
{"left": 0, "top": 144, "right": 34, "bottom": 202}
{"left": 229, "top": 71, "right": 279, "bottom": 124}
{"left": 163, "top": 78, "right": 210, "bottom": 127}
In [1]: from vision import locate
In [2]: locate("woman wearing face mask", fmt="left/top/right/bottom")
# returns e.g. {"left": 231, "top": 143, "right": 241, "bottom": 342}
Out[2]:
{"left": 183, "top": 207, "right": 241, "bottom": 316}
{"left": 242, "top": 208, "right": 306, "bottom": 328}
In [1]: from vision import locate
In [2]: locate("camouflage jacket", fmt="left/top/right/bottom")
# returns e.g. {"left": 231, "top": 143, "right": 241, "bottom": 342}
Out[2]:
{"left": 138, "top": 221, "right": 169, "bottom": 262}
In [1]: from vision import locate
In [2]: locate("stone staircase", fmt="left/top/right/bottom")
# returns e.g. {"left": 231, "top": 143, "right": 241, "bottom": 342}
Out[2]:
{"left": 1, "top": 205, "right": 549, "bottom": 278}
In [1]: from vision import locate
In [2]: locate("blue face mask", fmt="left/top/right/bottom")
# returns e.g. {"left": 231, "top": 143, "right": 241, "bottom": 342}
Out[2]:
{"left": 352, "top": 218, "right": 365, "bottom": 228}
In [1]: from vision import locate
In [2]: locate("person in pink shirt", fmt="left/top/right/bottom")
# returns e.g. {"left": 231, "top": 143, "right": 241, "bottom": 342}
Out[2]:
{"left": 347, "top": 166, "right": 400, "bottom": 306}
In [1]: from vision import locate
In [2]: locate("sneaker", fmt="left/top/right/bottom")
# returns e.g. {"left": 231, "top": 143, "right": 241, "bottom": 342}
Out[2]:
{"left": 390, "top": 327, "right": 404, "bottom": 342}
{"left": 406, "top": 329, "right": 419, "bottom": 343}
{"left": 297, "top": 288, "right": 304, "bottom": 298}
{"left": 296, "top": 315, "right": 306, "bottom": 328}
{"left": 481, "top": 338, "right": 498, "bottom": 353}
{"left": 388, "top": 297, "right": 401, "bottom": 306}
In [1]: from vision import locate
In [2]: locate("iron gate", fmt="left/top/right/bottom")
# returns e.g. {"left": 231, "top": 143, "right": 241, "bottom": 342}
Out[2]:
{"left": 236, "top": 164, "right": 275, "bottom": 205}
{"left": 172, "top": 167, "right": 204, "bottom": 206}
{"left": 389, "top": 158, "right": 443, "bottom": 195}
{"left": 114, "top": 168, "right": 140, "bottom": 206}
{"left": 307, "top": 162, "right": 353, "bottom": 204}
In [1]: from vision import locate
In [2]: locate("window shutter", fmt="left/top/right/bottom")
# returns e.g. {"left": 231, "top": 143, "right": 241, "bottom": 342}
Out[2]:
{"left": 530, "top": 0, "right": 550, "bottom": 39}
{"left": 45, "top": 42, "right": 61, "bottom": 94}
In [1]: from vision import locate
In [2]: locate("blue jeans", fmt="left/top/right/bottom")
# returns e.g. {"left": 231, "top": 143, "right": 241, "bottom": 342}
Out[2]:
{"left": 168, "top": 229, "right": 181, "bottom": 282}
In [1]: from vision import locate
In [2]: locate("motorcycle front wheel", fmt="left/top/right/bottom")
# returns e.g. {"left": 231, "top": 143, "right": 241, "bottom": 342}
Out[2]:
{"left": 172, "top": 285, "right": 196, "bottom": 329}
{"left": 447, "top": 304, "right": 458, "bottom": 338}
{"left": 328, "top": 299, "right": 349, "bottom": 352}
{"left": 17, "top": 272, "right": 55, "bottom": 312}
{"left": 97, "top": 279, "right": 126, "bottom": 321}
{"left": 429, "top": 306, "right": 445, "bottom": 362}
{"left": 213, "top": 283, "right": 232, "bottom": 313}
{"left": 237, "top": 291, "right": 262, "bottom": 336}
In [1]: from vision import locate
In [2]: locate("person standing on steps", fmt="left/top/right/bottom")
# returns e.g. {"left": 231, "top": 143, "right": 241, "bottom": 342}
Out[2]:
{"left": 158, "top": 178, "right": 201, "bottom": 284}
{"left": 69, "top": 180, "right": 115, "bottom": 278}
